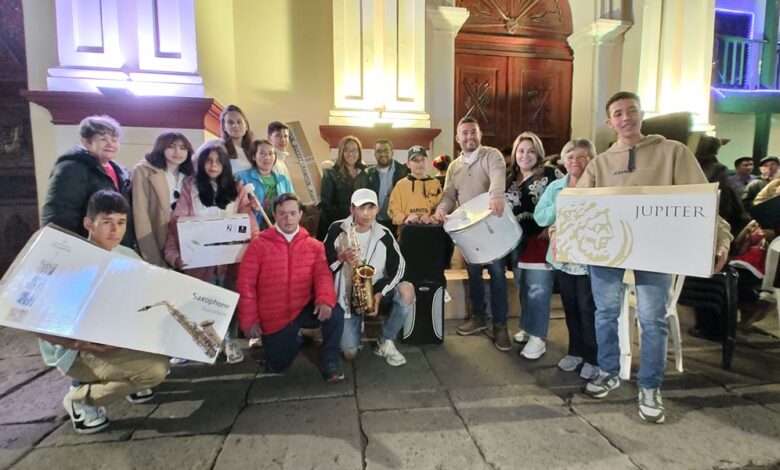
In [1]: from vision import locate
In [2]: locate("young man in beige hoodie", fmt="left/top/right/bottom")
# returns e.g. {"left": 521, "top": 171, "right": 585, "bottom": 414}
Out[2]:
{"left": 577, "top": 91, "right": 732, "bottom": 424}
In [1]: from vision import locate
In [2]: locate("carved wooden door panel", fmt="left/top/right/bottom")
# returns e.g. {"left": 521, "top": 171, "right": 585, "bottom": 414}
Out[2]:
{"left": 509, "top": 57, "right": 572, "bottom": 157}
{"left": 454, "top": 0, "right": 573, "bottom": 156}
{"left": 0, "top": 0, "right": 37, "bottom": 275}
{"left": 454, "top": 54, "right": 508, "bottom": 149}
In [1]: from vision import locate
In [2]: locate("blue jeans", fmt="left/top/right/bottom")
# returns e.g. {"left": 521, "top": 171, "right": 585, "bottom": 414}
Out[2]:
{"left": 262, "top": 303, "right": 344, "bottom": 374}
{"left": 513, "top": 267, "right": 555, "bottom": 338}
{"left": 589, "top": 266, "right": 671, "bottom": 389}
{"left": 339, "top": 284, "right": 412, "bottom": 350}
{"left": 466, "top": 259, "right": 508, "bottom": 325}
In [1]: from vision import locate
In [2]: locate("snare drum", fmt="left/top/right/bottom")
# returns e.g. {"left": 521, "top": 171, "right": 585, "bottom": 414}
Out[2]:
{"left": 443, "top": 193, "right": 522, "bottom": 265}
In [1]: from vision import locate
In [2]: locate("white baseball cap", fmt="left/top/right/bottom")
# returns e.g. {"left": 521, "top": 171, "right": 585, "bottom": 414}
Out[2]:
{"left": 351, "top": 188, "right": 378, "bottom": 207}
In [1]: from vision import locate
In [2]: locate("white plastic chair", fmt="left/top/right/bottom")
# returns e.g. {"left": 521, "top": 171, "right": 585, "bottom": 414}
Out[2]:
{"left": 618, "top": 273, "right": 685, "bottom": 380}
{"left": 764, "top": 237, "right": 780, "bottom": 334}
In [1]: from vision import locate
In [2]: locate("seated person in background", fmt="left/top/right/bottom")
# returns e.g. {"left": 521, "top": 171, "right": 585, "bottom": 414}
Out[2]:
{"left": 387, "top": 145, "right": 443, "bottom": 235}
{"left": 728, "top": 156, "right": 756, "bottom": 196}
{"left": 38, "top": 190, "right": 169, "bottom": 434}
{"left": 324, "top": 189, "right": 415, "bottom": 367}
{"left": 237, "top": 193, "right": 345, "bottom": 382}
{"left": 743, "top": 156, "right": 779, "bottom": 210}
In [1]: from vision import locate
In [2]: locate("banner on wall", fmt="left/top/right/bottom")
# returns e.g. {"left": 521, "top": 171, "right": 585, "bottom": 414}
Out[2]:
{"left": 555, "top": 183, "right": 719, "bottom": 278}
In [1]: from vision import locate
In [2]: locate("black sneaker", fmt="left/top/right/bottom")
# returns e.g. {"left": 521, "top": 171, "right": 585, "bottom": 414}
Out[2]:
{"left": 125, "top": 388, "right": 155, "bottom": 404}
{"left": 321, "top": 364, "right": 345, "bottom": 383}
{"left": 63, "top": 395, "right": 109, "bottom": 434}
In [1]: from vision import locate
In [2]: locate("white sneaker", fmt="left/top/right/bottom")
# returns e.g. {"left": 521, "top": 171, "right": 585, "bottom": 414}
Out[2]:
{"left": 557, "top": 355, "right": 583, "bottom": 372}
{"left": 579, "top": 362, "right": 600, "bottom": 380}
{"left": 638, "top": 387, "right": 665, "bottom": 423}
{"left": 520, "top": 336, "right": 546, "bottom": 360}
{"left": 374, "top": 339, "right": 406, "bottom": 367}
{"left": 169, "top": 357, "right": 188, "bottom": 365}
{"left": 248, "top": 337, "right": 263, "bottom": 349}
{"left": 224, "top": 340, "right": 244, "bottom": 364}
{"left": 63, "top": 395, "right": 109, "bottom": 434}
{"left": 513, "top": 330, "right": 529, "bottom": 343}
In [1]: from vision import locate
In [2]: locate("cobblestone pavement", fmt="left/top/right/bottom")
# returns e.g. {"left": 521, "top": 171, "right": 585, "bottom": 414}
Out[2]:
{"left": 1, "top": 305, "right": 779, "bottom": 469}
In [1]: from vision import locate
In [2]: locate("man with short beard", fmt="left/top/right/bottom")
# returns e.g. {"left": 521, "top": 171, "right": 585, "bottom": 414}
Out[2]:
{"left": 432, "top": 116, "right": 510, "bottom": 351}
{"left": 366, "top": 139, "right": 409, "bottom": 235}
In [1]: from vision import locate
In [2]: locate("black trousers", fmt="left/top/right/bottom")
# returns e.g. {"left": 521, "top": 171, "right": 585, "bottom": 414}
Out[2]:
{"left": 557, "top": 271, "right": 598, "bottom": 365}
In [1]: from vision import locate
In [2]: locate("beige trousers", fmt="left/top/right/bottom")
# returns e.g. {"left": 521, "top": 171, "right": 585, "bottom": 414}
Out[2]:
{"left": 66, "top": 349, "right": 169, "bottom": 406}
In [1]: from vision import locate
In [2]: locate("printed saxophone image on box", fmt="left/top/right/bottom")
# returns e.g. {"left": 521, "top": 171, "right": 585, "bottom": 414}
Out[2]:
{"left": 0, "top": 226, "right": 239, "bottom": 364}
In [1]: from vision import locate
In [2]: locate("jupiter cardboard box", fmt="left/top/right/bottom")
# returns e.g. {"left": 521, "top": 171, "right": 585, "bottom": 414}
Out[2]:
{"left": 555, "top": 183, "right": 719, "bottom": 278}
{"left": 0, "top": 226, "right": 238, "bottom": 363}
{"left": 177, "top": 213, "right": 251, "bottom": 269}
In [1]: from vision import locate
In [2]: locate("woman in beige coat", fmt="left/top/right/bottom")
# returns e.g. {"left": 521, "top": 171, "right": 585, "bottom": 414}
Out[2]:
{"left": 132, "top": 132, "right": 195, "bottom": 266}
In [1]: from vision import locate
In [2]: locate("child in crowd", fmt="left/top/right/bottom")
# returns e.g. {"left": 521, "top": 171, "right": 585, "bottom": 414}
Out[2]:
{"left": 534, "top": 139, "right": 599, "bottom": 379}
{"left": 220, "top": 104, "right": 255, "bottom": 174}
{"left": 38, "top": 190, "right": 169, "bottom": 434}
{"left": 431, "top": 154, "right": 451, "bottom": 187}
{"left": 164, "top": 140, "right": 259, "bottom": 364}
{"left": 132, "top": 132, "right": 195, "bottom": 267}
{"left": 235, "top": 139, "right": 294, "bottom": 230}
{"left": 387, "top": 145, "right": 443, "bottom": 235}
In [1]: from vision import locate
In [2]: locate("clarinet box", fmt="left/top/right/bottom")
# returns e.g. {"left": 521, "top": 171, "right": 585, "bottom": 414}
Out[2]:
{"left": 177, "top": 213, "right": 251, "bottom": 269}
{"left": 0, "top": 225, "right": 238, "bottom": 364}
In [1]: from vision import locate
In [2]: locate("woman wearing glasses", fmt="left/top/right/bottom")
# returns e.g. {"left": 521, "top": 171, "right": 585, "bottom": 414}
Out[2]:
{"left": 132, "top": 132, "right": 195, "bottom": 266}
{"left": 318, "top": 135, "right": 370, "bottom": 239}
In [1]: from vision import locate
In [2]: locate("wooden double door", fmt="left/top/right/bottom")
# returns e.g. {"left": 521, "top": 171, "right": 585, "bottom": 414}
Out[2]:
{"left": 454, "top": 0, "right": 573, "bottom": 158}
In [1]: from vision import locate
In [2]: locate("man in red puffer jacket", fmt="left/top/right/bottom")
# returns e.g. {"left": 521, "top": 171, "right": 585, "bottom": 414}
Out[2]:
{"left": 237, "top": 193, "right": 344, "bottom": 382}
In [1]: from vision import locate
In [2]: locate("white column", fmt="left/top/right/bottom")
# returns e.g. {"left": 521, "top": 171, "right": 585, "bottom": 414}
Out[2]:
{"left": 569, "top": 19, "right": 631, "bottom": 144}
{"left": 425, "top": 5, "right": 469, "bottom": 155}
{"left": 47, "top": 0, "right": 204, "bottom": 97}
{"left": 330, "top": 0, "right": 431, "bottom": 127}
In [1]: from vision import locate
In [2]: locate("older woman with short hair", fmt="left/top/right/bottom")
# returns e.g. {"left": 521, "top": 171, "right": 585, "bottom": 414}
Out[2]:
{"left": 41, "top": 115, "right": 134, "bottom": 248}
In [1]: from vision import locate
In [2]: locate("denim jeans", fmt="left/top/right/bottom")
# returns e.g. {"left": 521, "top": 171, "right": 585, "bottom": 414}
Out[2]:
{"left": 557, "top": 271, "right": 597, "bottom": 364}
{"left": 589, "top": 266, "right": 671, "bottom": 389}
{"left": 513, "top": 267, "right": 555, "bottom": 338}
{"left": 339, "top": 283, "right": 413, "bottom": 350}
{"left": 262, "top": 303, "right": 345, "bottom": 374}
{"left": 466, "top": 259, "right": 508, "bottom": 325}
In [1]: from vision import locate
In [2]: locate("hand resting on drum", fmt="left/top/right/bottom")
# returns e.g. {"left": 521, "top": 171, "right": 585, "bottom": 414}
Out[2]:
{"left": 489, "top": 196, "right": 505, "bottom": 217}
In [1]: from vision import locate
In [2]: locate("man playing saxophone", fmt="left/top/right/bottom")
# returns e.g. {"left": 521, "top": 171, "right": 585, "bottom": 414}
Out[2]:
{"left": 324, "top": 189, "right": 415, "bottom": 366}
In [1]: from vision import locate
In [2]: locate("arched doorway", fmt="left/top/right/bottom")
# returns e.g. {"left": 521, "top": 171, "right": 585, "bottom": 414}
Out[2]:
{"left": 454, "top": 0, "right": 573, "bottom": 156}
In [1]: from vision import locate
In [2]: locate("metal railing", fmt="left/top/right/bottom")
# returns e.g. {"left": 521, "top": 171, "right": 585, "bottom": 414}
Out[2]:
{"left": 713, "top": 34, "right": 774, "bottom": 89}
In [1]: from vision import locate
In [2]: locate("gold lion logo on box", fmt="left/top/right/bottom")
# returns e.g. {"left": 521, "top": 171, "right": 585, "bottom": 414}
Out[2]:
{"left": 557, "top": 201, "right": 633, "bottom": 265}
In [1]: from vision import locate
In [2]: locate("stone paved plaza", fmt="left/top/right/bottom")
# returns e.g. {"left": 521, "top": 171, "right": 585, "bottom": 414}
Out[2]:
{"left": 1, "top": 304, "right": 780, "bottom": 470}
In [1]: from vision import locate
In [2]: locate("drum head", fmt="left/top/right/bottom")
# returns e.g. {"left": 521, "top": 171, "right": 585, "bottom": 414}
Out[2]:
{"left": 443, "top": 193, "right": 492, "bottom": 234}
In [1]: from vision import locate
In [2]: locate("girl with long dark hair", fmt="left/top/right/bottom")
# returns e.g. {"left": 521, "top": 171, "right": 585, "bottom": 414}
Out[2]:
{"left": 164, "top": 140, "right": 259, "bottom": 364}
{"left": 318, "top": 135, "right": 370, "bottom": 239}
{"left": 220, "top": 104, "right": 255, "bottom": 174}
{"left": 132, "top": 132, "right": 195, "bottom": 266}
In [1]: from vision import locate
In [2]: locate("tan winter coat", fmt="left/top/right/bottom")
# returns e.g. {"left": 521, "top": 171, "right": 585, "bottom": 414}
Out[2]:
{"left": 132, "top": 160, "right": 174, "bottom": 267}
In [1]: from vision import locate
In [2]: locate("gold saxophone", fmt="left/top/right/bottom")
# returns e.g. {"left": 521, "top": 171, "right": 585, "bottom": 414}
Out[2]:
{"left": 138, "top": 301, "right": 221, "bottom": 358}
{"left": 348, "top": 225, "right": 376, "bottom": 315}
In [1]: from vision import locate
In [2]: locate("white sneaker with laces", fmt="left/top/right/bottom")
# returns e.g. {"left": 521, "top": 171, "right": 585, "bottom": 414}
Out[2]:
{"left": 557, "top": 355, "right": 583, "bottom": 372}
{"left": 638, "top": 387, "right": 665, "bottom": 423}
{"left": 374, "top": 339, "right": 406, "bottom": 367}
{"left": 225, "top": 340, "right": 245, "bottom": 364}
{"left": 63, "top": 395, "right": 109, "bottom": 434}
{"left": 520, "top": 336, "right": 546, "bottom": 360}
{"left": 513, "top": 330, "right": 529, "bottom": 343}
{"left": 248, "top": 337, "right": 263, "bottom": 349}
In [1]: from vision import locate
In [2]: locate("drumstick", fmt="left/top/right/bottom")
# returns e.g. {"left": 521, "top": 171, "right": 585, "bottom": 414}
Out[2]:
{"left": 243, "top": 183, "right": 273, "bottom": 227}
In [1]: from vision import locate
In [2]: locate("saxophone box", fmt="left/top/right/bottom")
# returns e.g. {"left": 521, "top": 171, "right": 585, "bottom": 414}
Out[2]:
{"left": 177, "top": 213, "right": 251, "bottom": 269}
{"left": 0, "top": 225, "right": 238, "bottom": 364}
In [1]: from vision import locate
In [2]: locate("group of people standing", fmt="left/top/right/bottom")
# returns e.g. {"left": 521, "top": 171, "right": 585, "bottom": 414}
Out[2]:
{"left": 35, "top": 89, "right": 751, "bottom": 435}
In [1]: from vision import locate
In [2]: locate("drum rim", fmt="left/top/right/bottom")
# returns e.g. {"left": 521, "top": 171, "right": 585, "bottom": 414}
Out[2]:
{"left": 459, "top": 233, "right": 522, "bottom": 265}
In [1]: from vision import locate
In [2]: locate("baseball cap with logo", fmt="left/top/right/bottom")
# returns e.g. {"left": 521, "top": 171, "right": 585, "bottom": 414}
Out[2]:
{"left": 407, "top": 145, "right": 428, "bottom": 160}
{"left": 351, "top": 188, "right": 378, "bottom": 207}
